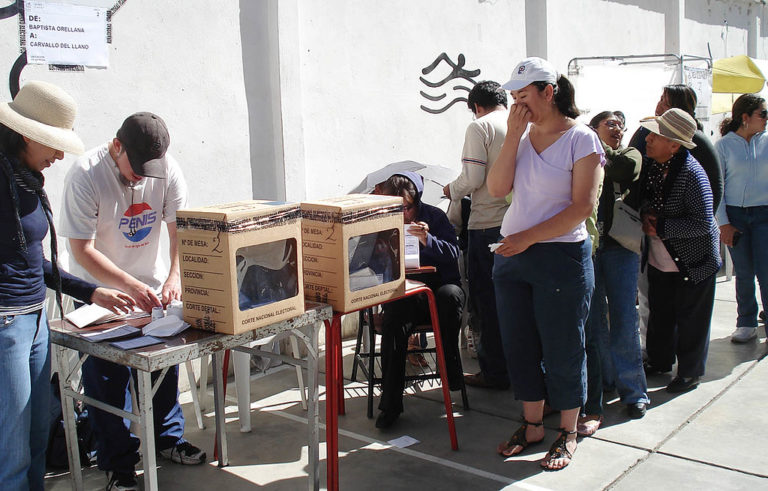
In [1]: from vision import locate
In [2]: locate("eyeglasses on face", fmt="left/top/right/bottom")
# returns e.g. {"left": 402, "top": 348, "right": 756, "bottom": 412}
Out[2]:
{"left": 602, "top": 120, "right": 625, "bottom": 131}
{"left": 755, "top": 109, "right": 768, "bottom": 119}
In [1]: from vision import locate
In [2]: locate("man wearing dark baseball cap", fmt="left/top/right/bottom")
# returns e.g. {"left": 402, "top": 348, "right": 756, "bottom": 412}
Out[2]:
{"left": 60, "top": 112, "right": 202, "bottom": 489}
{"left": 116, "top": 111, "right": 170, "bottom": 179}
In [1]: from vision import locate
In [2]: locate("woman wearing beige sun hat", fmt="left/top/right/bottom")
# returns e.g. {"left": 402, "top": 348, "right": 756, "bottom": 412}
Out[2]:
{"left": 0, "top": 81, "right": 133, "bottom": 490}
{"left": 638, "top": 107, "right": 721, "bottom": 395}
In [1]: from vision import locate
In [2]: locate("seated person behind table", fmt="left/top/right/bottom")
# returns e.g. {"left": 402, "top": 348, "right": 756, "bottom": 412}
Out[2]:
{"left": 373, "top": 171, "right": 465, "bottom": 429}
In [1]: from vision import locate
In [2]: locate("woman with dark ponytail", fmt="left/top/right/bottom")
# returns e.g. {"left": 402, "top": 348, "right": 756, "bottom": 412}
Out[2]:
{"left": 488, "top": 57, "right": 604, "bottom": 470}
{"left": 715, "top": 93, "right": 768, "bottom": 344}
{"left": 0, "top": 81, "right": 133, "bottom": 490}
{"left": 630, "top": 84, "right": 722, "bottom": 210}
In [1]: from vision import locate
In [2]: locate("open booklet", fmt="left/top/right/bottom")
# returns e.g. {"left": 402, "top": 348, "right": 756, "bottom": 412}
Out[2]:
{"left": 65, "top": 303, "right": 149, "bottom": 329}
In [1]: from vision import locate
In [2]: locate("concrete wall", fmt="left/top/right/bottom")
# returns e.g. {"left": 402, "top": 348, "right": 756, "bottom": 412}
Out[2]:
{"left": 269, "top": 0, "right": 767, "bottom": 201}
{"left": 287, "top": 0, "right": 527, "bottom": 200}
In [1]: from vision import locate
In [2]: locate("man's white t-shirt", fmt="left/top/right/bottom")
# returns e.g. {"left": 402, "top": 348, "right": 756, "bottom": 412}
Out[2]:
{"left": 59, "top": 143, "right": 188, "bottom": 290}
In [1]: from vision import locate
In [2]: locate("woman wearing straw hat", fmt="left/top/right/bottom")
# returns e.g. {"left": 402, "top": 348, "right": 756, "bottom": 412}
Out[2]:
{"left": 639, "top": 108, "right": 720, "bottom": 394}
{"left": 715, "top": 93, "right": 768, "bottom": 344}
{"left": 0, "top": 80, "right": 133, "bottom": 490}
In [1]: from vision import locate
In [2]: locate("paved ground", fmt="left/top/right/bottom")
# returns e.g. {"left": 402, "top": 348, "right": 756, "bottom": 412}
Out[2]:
{"left": 46, "top": 276, "right": 767, "bottom": 490}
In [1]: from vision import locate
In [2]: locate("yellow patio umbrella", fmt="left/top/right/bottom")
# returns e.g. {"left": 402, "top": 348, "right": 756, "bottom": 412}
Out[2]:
{"left": 712, "top": 55, "right": 767, "bottom": 113}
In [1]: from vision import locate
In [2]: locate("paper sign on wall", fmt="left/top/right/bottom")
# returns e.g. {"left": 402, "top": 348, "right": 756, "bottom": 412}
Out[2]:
{"left": 24, "top": 1, "right": 108, "bottom": 67}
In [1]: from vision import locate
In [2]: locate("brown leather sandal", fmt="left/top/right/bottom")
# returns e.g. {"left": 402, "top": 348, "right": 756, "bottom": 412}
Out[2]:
{"left": 497, "top": 419, "right": 544, "bottom": 457}
{"left": 540, "top": 428, "right": 577, "bottom": 470}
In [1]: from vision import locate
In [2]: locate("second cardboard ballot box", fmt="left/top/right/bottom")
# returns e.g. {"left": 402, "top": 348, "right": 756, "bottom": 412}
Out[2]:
{"left": 176, "top": 200, "right": 304, "bottom": 334}
{"left": 301, "top": 194, "right": 405, "bottom": 312}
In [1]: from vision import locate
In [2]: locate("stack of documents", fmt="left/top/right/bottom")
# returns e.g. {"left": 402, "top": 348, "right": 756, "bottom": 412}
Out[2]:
{"left": 65, "top": 303, "right": 148, "bottom": 329}
{"left": 142, "top": 316, "right": 190, "bottom": 337}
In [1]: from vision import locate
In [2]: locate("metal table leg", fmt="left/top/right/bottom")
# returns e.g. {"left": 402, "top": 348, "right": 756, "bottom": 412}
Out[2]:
{"left": 136, "top": 370, "right": 158, "bottom": 490}
{"left": 324, "top": 316, "right": 340, "bottom": 491}
{"left": 55, "top": 345, "right": 83, "bottom": 491}
{"left": 212, "top": 350, "right": 229, "bottom": 466}
{"left": 307, "top": 322, "right": 320, "bottom": 491}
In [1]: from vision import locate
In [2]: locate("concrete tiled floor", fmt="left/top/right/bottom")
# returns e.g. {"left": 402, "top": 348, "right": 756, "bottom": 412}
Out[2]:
{"left": 46, "top": 277, "right": 768, "bottom": 490}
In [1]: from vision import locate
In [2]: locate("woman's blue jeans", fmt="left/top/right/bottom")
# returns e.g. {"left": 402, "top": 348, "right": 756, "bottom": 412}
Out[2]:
{"left": 584, "top": 243, "right": 649, "bottom": 414}
{"left": 0, "top": 308, "right": 50, "bottom": 491}
{"left": 493, "top": 240, "right": 593, "bottom": 410}
{"left": 726, "top": 205, "right": 768, "bottom": 335}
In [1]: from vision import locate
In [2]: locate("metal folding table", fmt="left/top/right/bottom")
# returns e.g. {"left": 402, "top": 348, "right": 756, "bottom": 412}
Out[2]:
{"left": 50, "top": 301, "right": 332, "bottom": 491}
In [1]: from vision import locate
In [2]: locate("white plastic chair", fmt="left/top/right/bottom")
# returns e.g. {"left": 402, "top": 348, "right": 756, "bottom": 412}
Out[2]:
{"left": 197, "top": 330, "right": 308, "bottom": 433}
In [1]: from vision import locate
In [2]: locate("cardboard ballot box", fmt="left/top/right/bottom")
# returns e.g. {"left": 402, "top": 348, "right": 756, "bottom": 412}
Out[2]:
{"left": 176, "top": 200, "right": 304, "bottom": 334}
{"left": 301, "top": 194, "right": 405, "bottom": 312}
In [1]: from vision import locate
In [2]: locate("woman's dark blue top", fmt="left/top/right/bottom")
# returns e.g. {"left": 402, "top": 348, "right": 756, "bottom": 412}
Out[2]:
{"left": 0, "top": 155, "right": 95, "bottom": 309}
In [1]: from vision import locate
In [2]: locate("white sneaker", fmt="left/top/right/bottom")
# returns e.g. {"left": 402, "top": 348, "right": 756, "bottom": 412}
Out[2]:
{"left": 731, "top": 327, "right": 758, "bottom": 343}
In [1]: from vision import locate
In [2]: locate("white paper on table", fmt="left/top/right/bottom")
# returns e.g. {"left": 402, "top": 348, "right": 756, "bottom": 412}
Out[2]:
{"left": 387, "top": 435, "right": 420, "bottom": 448}
{"left": 64, "top": 303, "right": 146, "bottom": 328}
{"left": 404, "top": 226, "right": 420, "bottom": 269}
{"left": 142, "top": 316, "right": 190, "bottom": 337}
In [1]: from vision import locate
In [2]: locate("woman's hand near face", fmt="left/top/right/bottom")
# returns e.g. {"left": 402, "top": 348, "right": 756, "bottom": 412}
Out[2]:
{"left": 507, "top": 103, "right": 531, "bottom": 138}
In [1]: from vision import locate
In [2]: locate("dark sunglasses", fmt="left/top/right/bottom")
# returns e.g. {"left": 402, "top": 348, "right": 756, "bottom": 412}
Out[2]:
{"left": 757, "top": 109, "right": 768, "bottom": 118}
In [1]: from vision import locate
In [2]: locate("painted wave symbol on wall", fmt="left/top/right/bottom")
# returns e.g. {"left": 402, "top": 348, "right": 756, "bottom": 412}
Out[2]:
{"left": 419, "top": 53, "right": 480, "bottom": 114}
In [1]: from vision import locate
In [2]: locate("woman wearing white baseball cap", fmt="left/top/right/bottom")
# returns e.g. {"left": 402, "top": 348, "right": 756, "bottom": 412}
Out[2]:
{"left": 487, "top": 57, "right": 605, "bottom": 470}
{"left": 0, "top": 81, "right": 133, "bottom": 490}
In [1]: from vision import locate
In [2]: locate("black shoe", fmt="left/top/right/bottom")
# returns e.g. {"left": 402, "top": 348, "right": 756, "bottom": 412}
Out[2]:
{"left": 666, "top": 376, "right": 700, "bottom": 393}
{"left": 627, "top": 402, "right": 647, "bottom": 419}
{"left": 643, "top": 362, "right": 672, "bottom": 376}
{"left": 463, "top": 372, "right": 510, "bottom": 390}
{"left": 159, "top": 441, "right": 206, "bottom": 465}
{"left": 106, "top": 471, "right": 138, "bottom": 491}
{"left": 375, "top": 410, "right": 400, "bottom": 429}
{"left": 760, "top": 310, "right": 766, "bottom": 323}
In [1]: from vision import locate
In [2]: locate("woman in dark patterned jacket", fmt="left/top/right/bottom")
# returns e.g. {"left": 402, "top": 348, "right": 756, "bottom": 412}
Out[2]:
{"left": 638, "top": 108, "right": 721, "bottom": 394}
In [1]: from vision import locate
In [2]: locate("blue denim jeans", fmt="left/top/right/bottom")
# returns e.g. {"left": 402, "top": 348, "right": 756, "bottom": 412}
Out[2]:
{"left": 467, "top": 228, "right": 508, "bottom": 385}
{"left": 726, "top": 205, "right": 768, "bottom": 335}
{"left": 0, "top": 309, "right": 49, "bottom": 491}
{"left": 493, "top": 240, "right": 593, "bottom": 410}
{"left": 585, "top": 244, "right": 648, "bottom": 412}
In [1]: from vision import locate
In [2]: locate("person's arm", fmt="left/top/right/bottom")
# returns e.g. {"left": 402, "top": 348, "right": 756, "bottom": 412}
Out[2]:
{"left": 416, "top": 211, "right": 460, "bottom": 269}
{"left": 495, "top": 152, "right": 603, "bottom": 256}
{"left": 159, "top": 155, "right": 187, "bottom": 305}
{"left": 445, "top": 122, "right": 490, "bottom": 199}
{"left": 43, "top": 259, "right": 135, "bottom": 313}
{"left": 692, "top": 132, "right": 723, "bottom": 212}
{"left": 713, "top": 139, "right": 739, "bottom": 245}
{"left": 487, "top": 104, "right": 530, "bottom": 197}
{"left": 68, "top": 238, "right": 162, "bottom": 313}
{"left": 161, "top": 222, "right": 181, "bottom": 305}
{"left": 604, "top": 144, "right": 642, "bottom": 186}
